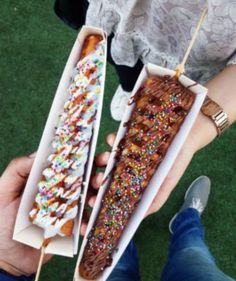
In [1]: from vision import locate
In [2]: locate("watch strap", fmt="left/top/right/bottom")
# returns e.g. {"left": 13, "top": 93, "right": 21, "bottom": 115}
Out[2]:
{"left": 201, "top": 96, "right": 229, "bottom": 136}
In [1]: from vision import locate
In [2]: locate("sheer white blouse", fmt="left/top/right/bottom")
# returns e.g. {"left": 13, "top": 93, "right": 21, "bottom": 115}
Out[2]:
{"left": 86, "top": 0, "right": 236, "bottom": 83}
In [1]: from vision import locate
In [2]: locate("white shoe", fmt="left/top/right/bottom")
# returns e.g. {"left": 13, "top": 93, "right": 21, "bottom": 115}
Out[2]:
{"left": 110, "top": 85, "right": 131, "bottom": 121}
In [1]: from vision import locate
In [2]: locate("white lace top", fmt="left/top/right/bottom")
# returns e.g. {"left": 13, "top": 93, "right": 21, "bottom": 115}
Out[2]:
{"left": 86, "top": 0, "right": 236, "bottom": 84}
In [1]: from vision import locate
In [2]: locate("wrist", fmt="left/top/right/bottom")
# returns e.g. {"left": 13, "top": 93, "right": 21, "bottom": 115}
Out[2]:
{"left": 206, "top": 65, "right": 236, "bottom": 126}
{"left": 189, "top": 63, "right": 236, "bottom": 152}
{"left": 188, "top": 111, "right": 218, "bottom": 153}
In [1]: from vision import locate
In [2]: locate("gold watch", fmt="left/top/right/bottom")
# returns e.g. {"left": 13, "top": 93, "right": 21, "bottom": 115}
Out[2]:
{"left": 201, "top": 95, "right": 229, "bottom": 136}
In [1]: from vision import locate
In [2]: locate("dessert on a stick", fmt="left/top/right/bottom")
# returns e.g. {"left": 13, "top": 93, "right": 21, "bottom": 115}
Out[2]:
{"left": 29, "top": 34, "right": 105, "bottom": 281}
{"left": 78, "top": 8, "right": 208, "bottom": 280}
{"left": 79, "top": 74, "right": 196, "bottom": 280}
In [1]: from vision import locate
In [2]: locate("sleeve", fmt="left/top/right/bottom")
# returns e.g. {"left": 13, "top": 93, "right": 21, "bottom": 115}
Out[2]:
{"left": 227, "top": 51, "right": 236, "bottom": 66}
{"left": 0, "top": 269, "right": 34, "bottom": 281}
{"left": 54, "top": 0, "right": 89, "bottom": 29}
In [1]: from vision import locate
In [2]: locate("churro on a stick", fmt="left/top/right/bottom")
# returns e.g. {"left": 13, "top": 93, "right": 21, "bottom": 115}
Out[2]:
{"left": 29, "top": 34, "right": 105, "bottom": 280}
{"left": 79, "top": 75, "right": 195, "bottom": 279}
{"left": 79, "top": 8, "right": 208, "bottom": 280}
{"left": 29, "top": 34, "right": 104, "bottom": 239}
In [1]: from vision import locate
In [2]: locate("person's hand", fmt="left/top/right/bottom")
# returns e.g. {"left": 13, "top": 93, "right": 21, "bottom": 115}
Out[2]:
{"left": 0, "top": 154, "right": 51, "bottom": 276}
{"left": 84, "top": 110, "right": 217, "bottom": 220}
{"left": 87, "top": 65, "right": 236, "bottom": 217}
{"left": 86, "top": 131, "right": 193, "bottom": 217}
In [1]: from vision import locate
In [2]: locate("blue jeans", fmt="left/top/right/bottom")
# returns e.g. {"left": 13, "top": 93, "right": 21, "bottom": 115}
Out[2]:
{"left": 108, "top": 208, "right": 234, "bottom": 281}
{"left": 108, "top": 240, "right": 141, "bottom": 281}
{"left": 0, "top": 270, "right": 33, "bottom": 281}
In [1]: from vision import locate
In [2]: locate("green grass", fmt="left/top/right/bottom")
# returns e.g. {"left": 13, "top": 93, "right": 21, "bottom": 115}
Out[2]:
{"left": 0, "top": 1, "right": 236, "bottom": 280}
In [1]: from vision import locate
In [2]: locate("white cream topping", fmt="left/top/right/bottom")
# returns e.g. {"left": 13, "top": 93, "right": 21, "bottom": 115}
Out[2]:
{"left": 29, "top": 40, "right": 105, "bottom": 239}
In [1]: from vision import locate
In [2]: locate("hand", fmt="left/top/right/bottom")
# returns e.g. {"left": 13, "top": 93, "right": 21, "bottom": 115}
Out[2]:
{"left": 85, "top": 132, "right": 195, "bottom": 217}
{"left": 0, "top": 154, "right": 51, "bottom": 276}
{"left": 87, "top": 65, "right": 236, "bottom": 217}
{"left": 83, "top": 111, "right": 217, "bottom": 220}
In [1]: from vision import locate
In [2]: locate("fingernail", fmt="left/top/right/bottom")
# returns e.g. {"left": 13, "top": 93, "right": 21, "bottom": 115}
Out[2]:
{"left": 28, "top": 152, "right": 37, "bottom": 158}
{"left": 97, "top": 172, "right": 104, "bottom": 183}
{"left": 104, "top": 151, "right": 110, "bottom": 159}
{"left": 88, "top": 197, "right": 96, "bottom": 207}
{"left": 107, "top": 133, "right": 116, "bottom": 146}
{"left": 80, "top": 223, "right": 87, "bottom": 236}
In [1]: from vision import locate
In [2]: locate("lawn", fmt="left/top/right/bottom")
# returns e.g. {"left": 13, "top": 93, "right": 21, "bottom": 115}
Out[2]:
{"left": 0, "top": 1, "right": 235, "bottom": 280}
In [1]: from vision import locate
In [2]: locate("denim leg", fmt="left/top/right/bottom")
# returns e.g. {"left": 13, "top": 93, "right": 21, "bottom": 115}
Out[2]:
{"left": 169, "top": 208, "right": 214, "bottom": 261}
{"left": 161, "top": 208, "right": 234, "bottom": 281}
{"left": 108, "top": 240, "right": 141, "bottom": 281}
{"left": 0, "top": 271, "right": 34, "bottom": 281}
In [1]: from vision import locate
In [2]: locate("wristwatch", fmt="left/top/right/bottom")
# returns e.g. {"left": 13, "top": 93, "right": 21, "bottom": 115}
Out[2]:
{"left": 201, "top": 95, "right": 229, "bottom": 136}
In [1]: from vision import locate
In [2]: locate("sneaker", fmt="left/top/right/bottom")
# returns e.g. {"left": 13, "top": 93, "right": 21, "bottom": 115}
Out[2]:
{"left": 169, "top": 176, "right": 211, "bottom": 234}
{"left": 110, "top": 85, "right": 131, "bottom": 121}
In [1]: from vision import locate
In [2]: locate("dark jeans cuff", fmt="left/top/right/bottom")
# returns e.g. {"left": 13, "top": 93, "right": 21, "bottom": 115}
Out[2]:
{"left": 0, "top": 269, "right": 34, "bottom": 281}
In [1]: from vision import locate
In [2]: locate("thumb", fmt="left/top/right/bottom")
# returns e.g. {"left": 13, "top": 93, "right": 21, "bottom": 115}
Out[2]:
{"left": 0, "top": 153, "right": 36, "bottom": 203}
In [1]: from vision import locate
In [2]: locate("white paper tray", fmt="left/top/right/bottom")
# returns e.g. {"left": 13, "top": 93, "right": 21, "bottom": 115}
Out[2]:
{"left": 74, "top": 63, "right": 207, "bottom": 280}
{"left": 13, "top": 26, "right": 107, "bottom": 257}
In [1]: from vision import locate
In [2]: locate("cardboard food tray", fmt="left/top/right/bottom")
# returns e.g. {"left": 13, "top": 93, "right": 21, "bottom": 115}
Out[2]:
{"left": 74, "top": 63, "right": 207, "bottom": 280}
{"left": 13, "top": 26, "right": 107, "bottom": 257}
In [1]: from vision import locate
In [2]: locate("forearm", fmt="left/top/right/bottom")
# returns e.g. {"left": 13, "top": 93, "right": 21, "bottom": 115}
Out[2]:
{"left": 0, "top": 260, "right": 26, "bottom": 277}
{"left": 190, "top": 64, "right": 236, "bottom": 151}
{"left": 207, "top": 64, "right": 236, "bottom": 124}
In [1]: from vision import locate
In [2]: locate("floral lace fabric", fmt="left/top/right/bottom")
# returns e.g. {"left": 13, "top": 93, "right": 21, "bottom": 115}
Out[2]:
{"left": 86, "top": 0, "right": 236, "bottom": 83}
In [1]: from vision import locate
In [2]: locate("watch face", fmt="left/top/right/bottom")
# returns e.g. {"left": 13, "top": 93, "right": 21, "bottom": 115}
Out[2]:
{"left": 201, "top": 98, "right": 220, "bottom": 116}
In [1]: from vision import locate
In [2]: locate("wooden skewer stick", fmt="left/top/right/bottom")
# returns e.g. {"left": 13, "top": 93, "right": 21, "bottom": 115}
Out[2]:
{"left": 175, "top": 7, "right": 208, "bottom": 77}
{"left": 35, "top": 246, "right": 45, "bottom": 281}
{"left": 35, "top": 239, "right": 50, "bottom": 281}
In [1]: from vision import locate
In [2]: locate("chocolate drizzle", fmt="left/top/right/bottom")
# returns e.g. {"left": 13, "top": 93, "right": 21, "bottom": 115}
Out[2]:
{"left": 79, "top": 75, "right": 195, "bottom": 280}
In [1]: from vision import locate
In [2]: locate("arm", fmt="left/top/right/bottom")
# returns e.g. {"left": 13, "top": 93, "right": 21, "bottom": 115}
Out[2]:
{"left": 147, "top": 64, "right": 236, "bottom": 214}
{"left": 89, "top": 65, "right": 236, "bottom": 216}
{"left": 191, "top": 64, "right": 236, "bottom": 150}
